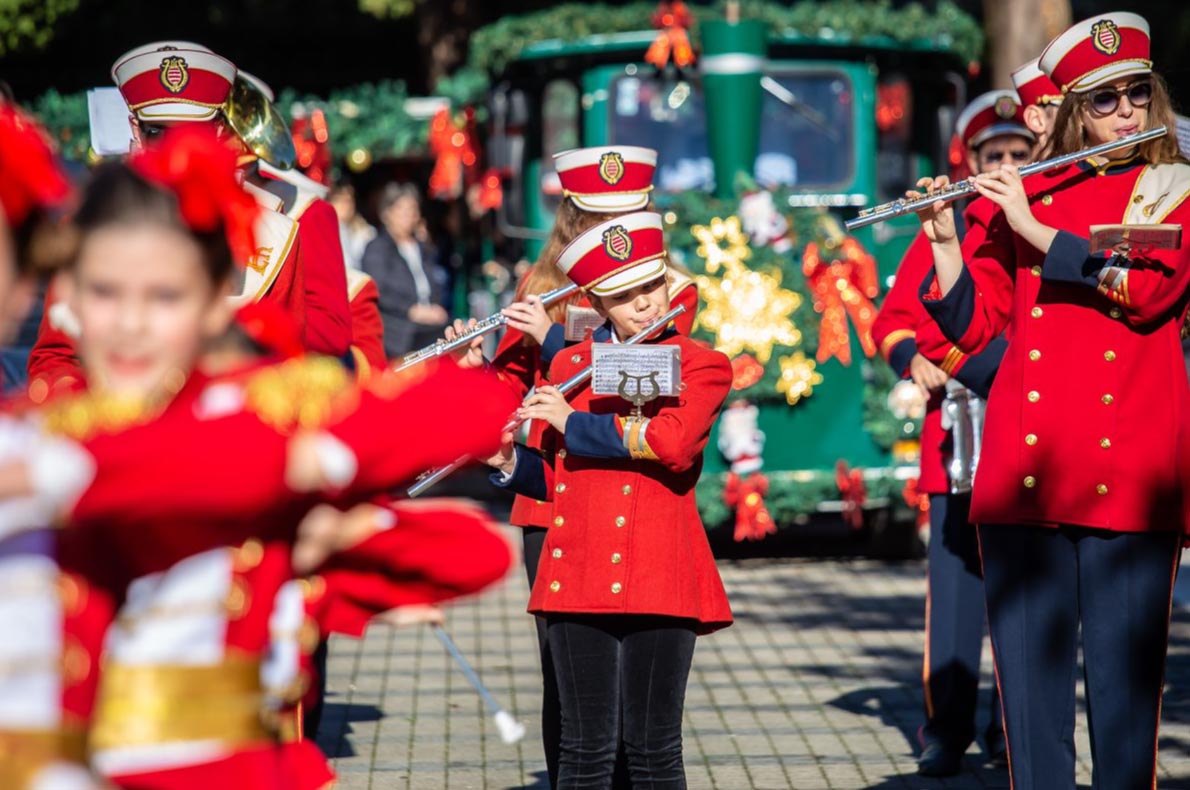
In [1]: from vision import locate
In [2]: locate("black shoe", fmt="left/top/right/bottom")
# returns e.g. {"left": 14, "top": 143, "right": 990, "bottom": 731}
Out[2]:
{"left": 918, "top": 743, "right": 964, "bottom": 777}
{"left": 985, "top": 735, "right": 1008, "bottom": 768}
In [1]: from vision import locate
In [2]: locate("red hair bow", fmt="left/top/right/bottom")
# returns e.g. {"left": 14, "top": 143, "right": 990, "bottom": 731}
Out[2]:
{"left": 129, "top": 125, "right": 259, "bottom": 266}
{"left": 235, "top": 300, "right": 305, "bottom": 359}
{"left": 0, "top": 105, "right": 71, "bottom": 227}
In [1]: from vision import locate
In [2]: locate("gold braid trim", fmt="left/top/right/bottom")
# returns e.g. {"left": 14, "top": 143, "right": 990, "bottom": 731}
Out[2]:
{"left": 243, "top": 357, "right": 357, "bottom": 434}
{"left": 41, "top": 391, "right": 159, "bottom": 442}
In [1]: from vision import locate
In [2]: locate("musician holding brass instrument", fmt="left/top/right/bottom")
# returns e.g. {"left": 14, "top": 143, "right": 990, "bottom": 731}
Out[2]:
{"left": 914, "top": 13, "right": 1190, "bottom": 788}
{"left": 873, "top": 86, "right": 1043, "bottom": 776}
{"left": 481, "top": 212, "right": 732, "bottom": 789}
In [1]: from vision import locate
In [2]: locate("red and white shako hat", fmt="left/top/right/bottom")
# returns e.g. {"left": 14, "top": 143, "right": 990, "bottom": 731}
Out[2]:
{"left": 556, "top": 211, "right": 667, "bottom": 297}
{"left": 554, "top": 146, "right": 657, "bottom": 212}
{"left": 1011, "top": 59, "right": 1063, "bottom": 107}
{"left": 112, "top": 41, "right": 236, "bottom": 123}
{"left": 1039, "top": 12, "right": 1151, "bottom": 93}
{"left": 955, "top": 90, "right": 1033, "bottom": 150}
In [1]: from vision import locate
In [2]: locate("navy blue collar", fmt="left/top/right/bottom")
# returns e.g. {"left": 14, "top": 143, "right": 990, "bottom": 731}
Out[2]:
{"left": 592, "top": 322, "right": 679, "bottom": 344}
{"left": 1076, "top": 153, "right": 1146, "bottom": 177}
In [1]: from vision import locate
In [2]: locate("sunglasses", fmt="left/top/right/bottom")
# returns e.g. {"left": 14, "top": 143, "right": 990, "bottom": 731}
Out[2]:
{"left": 1087, "top": 81, "right": 1153, "bottom": 116}
{"left": 981, "top": 150, "right": 1031, "bottom": 165}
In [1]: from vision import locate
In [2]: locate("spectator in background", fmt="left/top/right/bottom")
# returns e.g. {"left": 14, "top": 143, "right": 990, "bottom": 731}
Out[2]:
{"left": 361, "top": 183, "right": 448, "bottom": 359}
{"left": 329, "top": 183, "right": 375, "bottom": 270}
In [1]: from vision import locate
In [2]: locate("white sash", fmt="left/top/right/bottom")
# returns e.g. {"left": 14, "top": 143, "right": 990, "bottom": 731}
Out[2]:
{"left": 1124, "top": 162, "right": 1190, "bottom": 223}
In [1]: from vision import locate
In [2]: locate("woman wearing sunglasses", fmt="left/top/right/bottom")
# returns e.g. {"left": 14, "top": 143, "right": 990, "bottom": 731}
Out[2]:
{"left": 913, "top": 12, "right": 1190, "bottom": 789}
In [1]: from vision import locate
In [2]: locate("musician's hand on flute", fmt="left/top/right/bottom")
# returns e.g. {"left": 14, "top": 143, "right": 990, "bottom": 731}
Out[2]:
{"left": 446, "top": 318, "right": 486, "bottom": 369}
{"left": 518, "top": 386, "right": 575, "bottom": 433}
{"left": 502, "top": 295, "right": 553, "bottom": 346}
{"left": 972, "top": 165, "right": 1059, "bottom": 253}
{"left": 482, "top": 423, "right": 519, "bottom": 476}
{"left": 909, "top": 353, "right": 949, "bottom": 400}
{"left": 910, "top": 176, "right": 958, "bottom": 244}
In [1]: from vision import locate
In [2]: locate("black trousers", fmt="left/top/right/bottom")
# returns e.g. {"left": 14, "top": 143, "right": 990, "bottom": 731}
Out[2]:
{"left": 979, "top": 523, "right": 1180, "bottom": 790}
{"left": 921, "top": 494, "right": 1002, "bottom": 753}
{"left": 546, "top": 614, "right": 697, "bottom": 790}
{"left": 522, "top": 527, "right": 562, "bottom": 788}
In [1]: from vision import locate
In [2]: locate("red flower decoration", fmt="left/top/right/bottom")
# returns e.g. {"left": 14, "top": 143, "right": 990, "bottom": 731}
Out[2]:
{"left": 0, "top": 105, "right": 71, "bottom": 227}
{"left": 129, "top": 125, "right": 259, "bottom": 266}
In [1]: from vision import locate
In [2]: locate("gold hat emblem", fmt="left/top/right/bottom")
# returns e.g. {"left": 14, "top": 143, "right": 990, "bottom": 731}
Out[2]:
{"left": 159, "top": 56, "right": 190, "bottom": 94}
{"left": 1091, "top": 19, "right": 1122, "bottom": 56}
{"left": 603, "top": 225, "right": 633, "bottom": 262}
{"left": 994, "top": 95, "right": 1017, "bottom": 119}
{"left": 598, "top": 151, "right": 626, "bottom": 185}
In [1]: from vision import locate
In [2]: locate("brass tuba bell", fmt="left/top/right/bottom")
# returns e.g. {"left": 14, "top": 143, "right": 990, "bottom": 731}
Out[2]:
{"left": 223, "top": 71, "right": 297, "bottom": 170}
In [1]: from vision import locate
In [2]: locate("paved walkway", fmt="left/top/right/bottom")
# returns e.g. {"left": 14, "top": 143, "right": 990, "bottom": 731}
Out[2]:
{"left": 316, "top": 528, "right": 1190, "bottom": 789}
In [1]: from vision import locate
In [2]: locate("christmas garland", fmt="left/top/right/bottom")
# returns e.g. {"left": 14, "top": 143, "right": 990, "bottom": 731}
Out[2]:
{"left": 468, "top": 0, "right": 983, "bottom": 75}
{"left": 695, "top": 467, "right": 911, "bottom": 531}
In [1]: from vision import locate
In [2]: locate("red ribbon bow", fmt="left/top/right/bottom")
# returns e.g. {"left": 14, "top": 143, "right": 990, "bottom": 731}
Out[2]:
{"left": 645, "top": 1, "right": 696, "bottom": 69}
{"left": 129, "top": 125, "right": 260, "bottom": 267}
{"left": 803, "top": 237, "right": 880, "bottom": 366}
{"left": 723, "top": 471, "right": 776, "bottom": 542}
{"left": 835, "top": 460, "right": 867, "bottom": 531}
{"left": 0, "top": 105, "right": 71, "bottom": 227}
{"left": 428, "top": 107, "right": 479, "bottom": 201}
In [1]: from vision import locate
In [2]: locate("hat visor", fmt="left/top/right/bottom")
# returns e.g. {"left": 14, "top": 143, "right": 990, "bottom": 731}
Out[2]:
{"left": 134, "top": 102, "right": 222, "bottom": 123}
{"left": 568, "top": 191, "right": 651, "bottom": 213}
{"left": 1069, "top": 61, "right": 1152, "bottom": 92}
{"left": 968, "top": 123, "right": 1035, "bottom": 150}
{"left": 588, "top": 257, "right": 668, "bottom": 297}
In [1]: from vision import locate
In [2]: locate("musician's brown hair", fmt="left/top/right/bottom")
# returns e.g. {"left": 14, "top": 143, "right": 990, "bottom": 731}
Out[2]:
{"left": 1044, "top": 72, "right": 1187, "bottom": 165}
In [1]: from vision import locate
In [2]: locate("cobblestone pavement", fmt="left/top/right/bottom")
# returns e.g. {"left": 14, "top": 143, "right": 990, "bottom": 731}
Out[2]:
{"left": 316, "top": 528, "right": 1190, "bottom": 789}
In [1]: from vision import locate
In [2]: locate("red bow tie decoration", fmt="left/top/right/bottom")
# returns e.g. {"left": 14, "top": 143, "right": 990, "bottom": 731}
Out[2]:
{"left": 803, "top": 237, "right": 880, "bottom": 366}
{"left": 724, "top": 471, "right": 775, "bottom": 542}
{"left": 428, "top": 107, "right": 479, "bottom": 201}
{"left": 645, "top": 1, "right": 696, "bottom": 69}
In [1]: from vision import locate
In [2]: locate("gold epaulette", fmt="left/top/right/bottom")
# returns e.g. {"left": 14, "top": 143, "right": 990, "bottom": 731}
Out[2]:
{"left": 244, "top": 356, "right": 356, "bottom": 433}
{"left": 40, "top": 391, "right": 156, "bottom": 442}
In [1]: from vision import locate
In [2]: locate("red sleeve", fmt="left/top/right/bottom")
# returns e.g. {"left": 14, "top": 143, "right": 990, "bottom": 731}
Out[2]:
{"left": 325, "top": 361, "right": 520, "bottom": 497}
{"left": 297, "top": 199, "right": 352, "bottom": 356}
{"left": 348, "top": 277, "right": 388, "bottom": 375}
{"left": 1090, "top": 197, "right": 1190, "bottom": 326}
{"left": 672, "top": 282, "right": 698, "bottom": 336}
{"left": 490, "top": 325, "right": 538, "bottom": 400}
{"left": 921, "top": 198, "right": 1015, "bottom": 355}
{"left": 872, "top": 231, "right": 931, "bottom": 374}
{"left": 609, "top": 344, "right": 732, "bottom": 474}
{"left": 27, "top": 285, "right": 84, "bottom": 390}
{"left": 309, "top": 500, "right": 513, "bottom": 637}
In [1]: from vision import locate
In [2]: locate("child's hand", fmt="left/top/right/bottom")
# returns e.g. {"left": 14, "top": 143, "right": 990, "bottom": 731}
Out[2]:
{"left": 518, "top": 386, "right": 574, "bottom": 433}
{"left": 502, "top": 295, "right": 553, "bottom": 346}
{"left": 445, "top": 318, "right": 486, "bottom": 369}
{"left": 484, "top": 428, "right": 518, "bottom": 475}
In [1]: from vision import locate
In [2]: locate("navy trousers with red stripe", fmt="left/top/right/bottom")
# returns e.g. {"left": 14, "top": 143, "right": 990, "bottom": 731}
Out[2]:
{"left": 922, "top": 493, "right": 1002, "bottom": 753}
{"left": 979, "top": 523, "right": 1180, "bottom": 790}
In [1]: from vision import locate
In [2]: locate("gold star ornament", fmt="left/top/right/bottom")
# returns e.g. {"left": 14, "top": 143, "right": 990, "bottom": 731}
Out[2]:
{"left": 776, "top": 352, "right": 824, "bottom": 406}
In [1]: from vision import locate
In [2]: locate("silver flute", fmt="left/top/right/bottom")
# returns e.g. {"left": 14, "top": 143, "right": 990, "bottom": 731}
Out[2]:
{"left": 844, "top": 126, "right": 1168, "bottom": 231}
{"left": 406, "top": 303, "right": 689, "bottom": 498}
{"left": 393, "top": 282, "right": 580, "bottom": 371}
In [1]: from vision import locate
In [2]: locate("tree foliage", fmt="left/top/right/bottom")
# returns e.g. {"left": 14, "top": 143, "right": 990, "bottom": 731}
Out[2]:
{"left": 0, "top": 0, "right": 79, "bottom": 56}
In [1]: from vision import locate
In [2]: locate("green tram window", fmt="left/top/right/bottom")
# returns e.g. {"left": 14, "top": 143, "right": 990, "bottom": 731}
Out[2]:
{"left": 540, "top": 79, "right": 581, "bottom": 211}
{"left": 607, "top": 69, "right": 856, "bottom": 193}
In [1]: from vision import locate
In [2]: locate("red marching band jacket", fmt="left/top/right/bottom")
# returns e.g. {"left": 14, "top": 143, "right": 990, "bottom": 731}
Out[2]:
{"left": 498, "top": 329, "right": 733, "bottom": 633}
{"left": 345, "top": 269, "right": 388, "bottom": 377}
{"left": 491, "top": 277, "right": 698, "bottom": 530}
{"left": 921, "top": 158, "right": 1190, "bottom": 533}
{"left": 872, "top": 216, "right": 1008, "bottom": 495}
{"left": 18, "top": 358, "right": 517, "bottom": 788}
